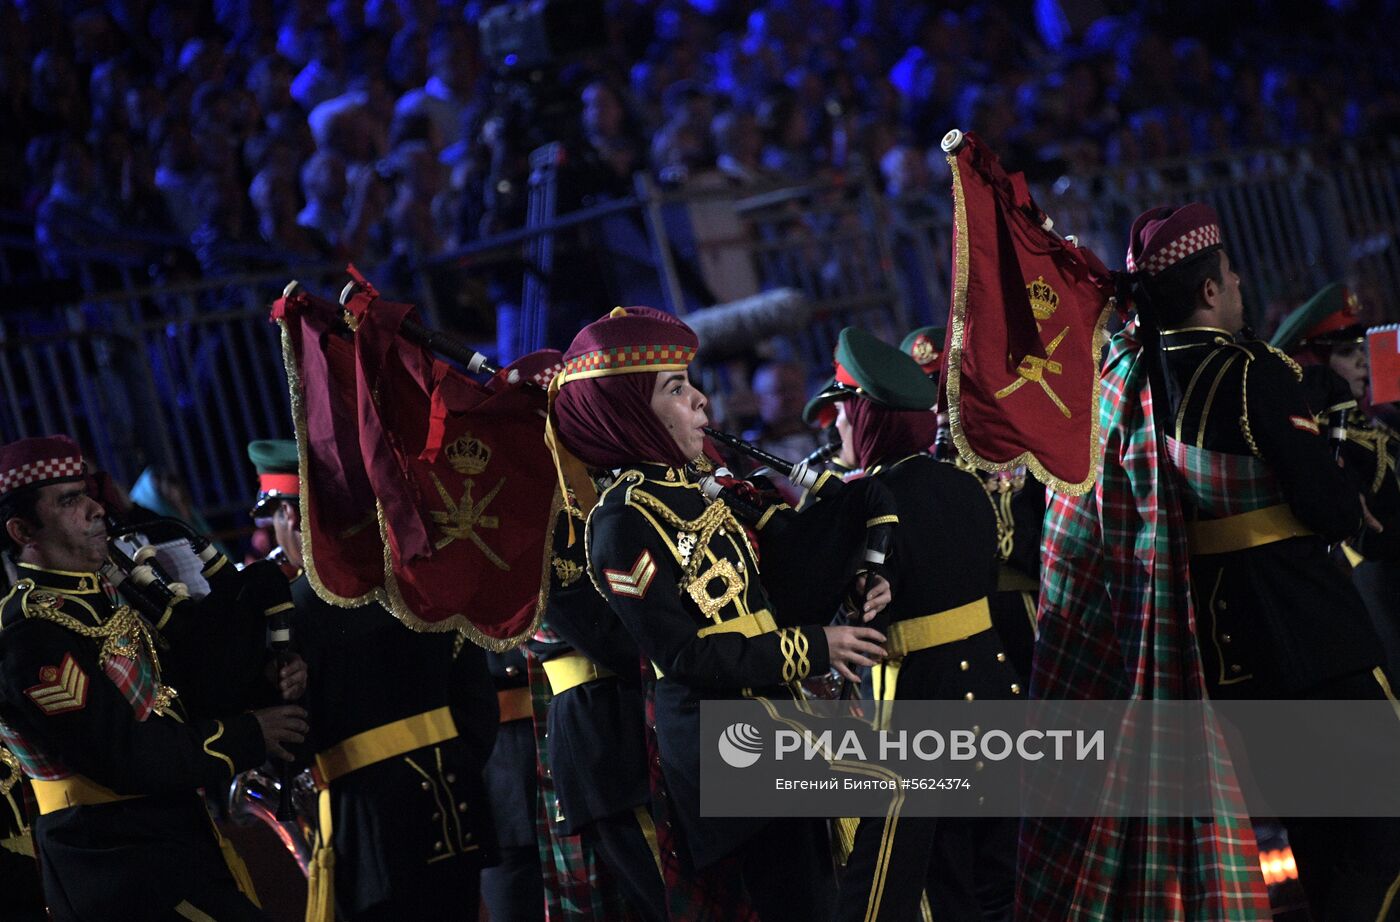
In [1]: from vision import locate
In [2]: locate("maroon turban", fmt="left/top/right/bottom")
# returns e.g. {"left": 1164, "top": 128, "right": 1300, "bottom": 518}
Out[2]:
{"left": 845, "top": 398, "right": 940, "bottom": 472}
{"left": 552, "top": 306, "right": 700, "bottom": 469}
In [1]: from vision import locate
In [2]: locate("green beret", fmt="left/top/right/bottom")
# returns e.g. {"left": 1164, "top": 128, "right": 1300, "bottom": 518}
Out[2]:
{"left": 247, "top": 439, "right": 299, "bottom": 518}
{"left": 898, "top": 326, "right": 946, "bottom": 377}
{"left": 1271, "top": 282, "right": 1366, "bottom": 355}
{"left": 835, "top": 327, "right": 939, "bottom": 410}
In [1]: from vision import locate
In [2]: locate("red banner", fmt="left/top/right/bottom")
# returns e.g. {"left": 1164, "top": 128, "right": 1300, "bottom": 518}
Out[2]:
{"left": 273, "top": 281, "right": 561, "bottom": 647}
{"left": 942, "top": 131, "right": 1116, "bottom": 494}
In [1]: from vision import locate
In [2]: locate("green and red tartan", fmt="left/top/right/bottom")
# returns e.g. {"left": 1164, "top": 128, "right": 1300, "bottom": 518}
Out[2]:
{"left": 1017, "top": 323, "right": 1272, "bottom": 920}
{"left": 1165, "top": 437, "right": 1286, "bottom": 518}
{"left": 526, "top": 649, "right": 635, "bottom": 921}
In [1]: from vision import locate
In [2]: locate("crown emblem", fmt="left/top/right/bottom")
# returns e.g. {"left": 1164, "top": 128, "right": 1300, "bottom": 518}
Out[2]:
{"left": 1344, "top": 289, "right": 1360, "bottom": 316}
{"left": 1026, "top": 276, "right": 1060, "bottom": 321}
{"left": 910, "top": 335, "right": 939, "bottom": 366}
{"left": 445, "top": 432, "right": 491, "bottom": 475}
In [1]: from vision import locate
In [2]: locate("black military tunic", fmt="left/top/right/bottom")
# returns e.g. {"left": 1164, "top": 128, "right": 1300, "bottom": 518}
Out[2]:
{"left": 983, "top": 468, "right": 1043, "bottom": 682}
{"left": 586, "top": 462, "right": 835, "bottom": 919}
{"left": 0, "top": 743, "right": 45, "bottom": 921}
{"left": 835, "top": 454, "right": 1020, "bottom": 922}
{"left": 1340, "top": 407, "right": 1400, "bottom": 670}
{"left": 290, "top": 575, "right": 499, "bottom": 920}
{"left": 1159, "top": 328, "right": 1379, "bottom": 697}
{"left": 479, "top": 646, "right": 544, "bottom": 922}
{"left": 530, "top": 507, "right": 663, "bottom": 919}
{"left": 1161, "top": 327, "right": 1400, "bottom": 919}
{"left": 0, "top": 565, "right": 269, "bottom": 922}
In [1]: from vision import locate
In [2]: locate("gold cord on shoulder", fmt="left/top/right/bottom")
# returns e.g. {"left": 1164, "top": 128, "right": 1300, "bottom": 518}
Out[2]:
{"left": 23, "top": 600, "right": 178, "bottom": 715}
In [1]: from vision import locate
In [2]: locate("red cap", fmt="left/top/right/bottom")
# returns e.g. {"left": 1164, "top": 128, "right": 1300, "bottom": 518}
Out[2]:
{"left": 558, "top": 307, "right": 698, "bottom": 384}
{"left": 1303, "top": 287, "right": 1364, "bottom": 341}
{"left": 0, "top": 435, "right": 85, "bottom": 500}
{"left": 1125, "top": 203, "right": 1223, "bottom": 276}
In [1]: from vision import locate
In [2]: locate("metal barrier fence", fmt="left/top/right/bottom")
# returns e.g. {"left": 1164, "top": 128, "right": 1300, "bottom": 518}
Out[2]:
{"left": 2, "top": 142, "right": 1397, "bottom": 528}
{"left": 0, "top": 263, "right": 349, "bottom": 525}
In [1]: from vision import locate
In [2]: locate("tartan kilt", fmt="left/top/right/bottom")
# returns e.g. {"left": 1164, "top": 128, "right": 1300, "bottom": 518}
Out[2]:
{"left": 1016, "top": 326, "right": 1272, "bottom": 921}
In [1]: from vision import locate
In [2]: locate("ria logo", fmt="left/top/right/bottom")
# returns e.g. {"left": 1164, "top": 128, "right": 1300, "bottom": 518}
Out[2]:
{"left": 718, "top": 722, "right": 764, "bottom": 768}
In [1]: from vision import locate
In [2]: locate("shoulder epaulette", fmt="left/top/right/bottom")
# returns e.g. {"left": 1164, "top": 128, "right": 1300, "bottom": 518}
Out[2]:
{"left": 0, "top": 579, "right": 40, "bottom": 632}
{"left": 1259, "top": 342, "right": 1303, "bottom": 381}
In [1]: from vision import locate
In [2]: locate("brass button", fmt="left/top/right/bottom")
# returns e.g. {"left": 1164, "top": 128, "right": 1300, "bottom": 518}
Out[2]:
{"left": 975, "top": 760, "right": 984, "bottom": 771}
{"left": 965, "top": 692, "right": 975, "bottom": 702}
{"left": 1221, "top": 633, "right": 1232, "bottom": 643}
{"left": 505, "top": 665, "right": 520, "bottom": 677}
{"left": 972, "top": 725, "right": 981, "bottom": 735}
{"left": 420, "top": 781, "right": 432, "bottom": 791}
{"left": 432, "top": 812, "right": 441, "bottom": 821}
{"left": 996, "top": 652, "right": 1006, "bottom": 663}
{"left": 1230, "top": 664, "right": 1243, "bottom": 674}
{"left": 959, "top": 660, "right": 970, "bottom": 671}
{"left": 1218, "top": 600, "right": 1228, "bottom": 610}
{"left": 457, "top": 802, "right": 468, "bottom": 813}
{"left": 446, "top": 773, "right": 457, "bottom": 784}
{"left": 978, "top": 796, "right": 985, "bottom": 806}
{"left": 433, "top": 841, "right": 444, "bottom": 852}
{"left": 1011, "top": 683, "right": 1021, "bottom": 695}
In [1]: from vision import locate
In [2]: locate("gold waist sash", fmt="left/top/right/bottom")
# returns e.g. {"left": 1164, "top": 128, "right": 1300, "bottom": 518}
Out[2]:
{"left": 314, "top": 706, "right": 458, "bottom": 787}
{"left": 1185, "top": 504, "right": 1313, "bottom": 556}
{"left": 31, "top": 774, "right": 140, "bottom": 814}
{"left": 542, "top": 652, "right": 616, "bottom": 695}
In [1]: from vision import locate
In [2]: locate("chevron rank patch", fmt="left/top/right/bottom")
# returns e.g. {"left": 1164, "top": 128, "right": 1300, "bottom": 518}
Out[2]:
{"left": 1289, "top": 415, "right": 1320, "bottom": 435}
{"left": 25, "top": 653, "right": 89, "bottom": 715}
{"left": 604, "top": 550, "right": 657, "bottom": 600}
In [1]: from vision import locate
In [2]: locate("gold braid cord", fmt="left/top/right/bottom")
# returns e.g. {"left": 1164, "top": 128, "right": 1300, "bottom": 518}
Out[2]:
{"left": 24, "top": 602, "right": 177, "bottom": 715}
{"left": 627, "top": 489, "right": 748, "bottom": 590}
{"left": 777, "top": 628, "right": 811, "bottom": 682}
{"left": 994, "top": 491, "right": 1015, "bottom": 560}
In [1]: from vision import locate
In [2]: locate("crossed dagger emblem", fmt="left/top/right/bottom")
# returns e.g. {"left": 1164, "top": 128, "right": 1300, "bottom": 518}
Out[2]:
{"left": 993, "top": 325, "right": 1072, "bottom": 419}
{"left": 429, "top": 472, "right": 511, "bottom": 571}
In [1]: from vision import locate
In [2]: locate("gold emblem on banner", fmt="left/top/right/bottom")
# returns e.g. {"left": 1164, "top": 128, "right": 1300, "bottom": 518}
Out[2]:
{"left": 429, "top": 473, "right": 509, "bottom": 570}
{"left": 446, "top": 433, "right": 491, "bottom": 475}
{"left": 994, "top": 276, "right": 1072, "bottom": 419}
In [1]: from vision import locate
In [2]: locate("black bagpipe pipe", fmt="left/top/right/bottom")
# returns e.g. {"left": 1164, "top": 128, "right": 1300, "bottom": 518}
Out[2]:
{"left": 699, "top": 427, "right": 895, "bottom": 624}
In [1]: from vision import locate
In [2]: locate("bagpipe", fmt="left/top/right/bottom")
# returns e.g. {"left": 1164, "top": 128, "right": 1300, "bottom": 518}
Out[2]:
{"left": 699, "top": 426, "right": 896, "bottom": 625}
{"left": 103, "top": 514, "right": 305, "bottom": 828}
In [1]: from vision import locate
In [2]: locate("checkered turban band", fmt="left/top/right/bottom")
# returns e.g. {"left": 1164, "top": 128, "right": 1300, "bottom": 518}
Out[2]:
{"left": 559, "top": 344, "right": 697, "bottom": 382}
{"left": 0, "top": 454, "right": 84, "bottom": 496}
{"left": 1126, "top": 223, "right": 1222, "bottom": 276}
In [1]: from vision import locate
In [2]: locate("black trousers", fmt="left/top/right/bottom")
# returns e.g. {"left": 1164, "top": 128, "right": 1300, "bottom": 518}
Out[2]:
{"left": 1282, "top": 668, "right": 1400, "bottom": 922}
{"left": 738, "top": 817, "right": 836, "bottom": 922}
{"left": 480, "top": 844, "right": 544, "bottom": 922}
{"left": 581, "top": 809, "right": 667, "bottom": 922}
{"left": 156, "top": 885, "right": 266, "bottom": 922}
{"left": 837, "top": 814, "right": 1016, "bottom": 922}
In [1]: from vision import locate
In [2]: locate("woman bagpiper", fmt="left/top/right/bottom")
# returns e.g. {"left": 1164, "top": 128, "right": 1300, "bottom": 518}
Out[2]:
{"left": 828, "top": 328, "right": 1020, "bottom": 922}
{"left": 548, "top": 306, "right": 888, "bottom": 920}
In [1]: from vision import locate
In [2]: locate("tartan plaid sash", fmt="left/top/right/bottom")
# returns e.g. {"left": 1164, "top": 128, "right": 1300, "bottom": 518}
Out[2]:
{"left": 1016, "top": 324, "right": 1271, "bottom": 921}
{"left": 1165, "top": 437, "right": 1286, "bottom": 518}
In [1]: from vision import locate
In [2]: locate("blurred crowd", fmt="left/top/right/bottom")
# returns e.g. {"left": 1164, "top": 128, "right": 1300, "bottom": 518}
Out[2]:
{"left": 4, "top": 0, "right": 1400, "bottom": 291}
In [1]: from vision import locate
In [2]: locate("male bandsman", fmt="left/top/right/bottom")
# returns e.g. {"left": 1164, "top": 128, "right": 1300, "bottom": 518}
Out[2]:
{"left": 247, "top": 439, "right": 500, "bottom": 922}
{"left": 0, "top": 435, "right": 307, "bottom": 922}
